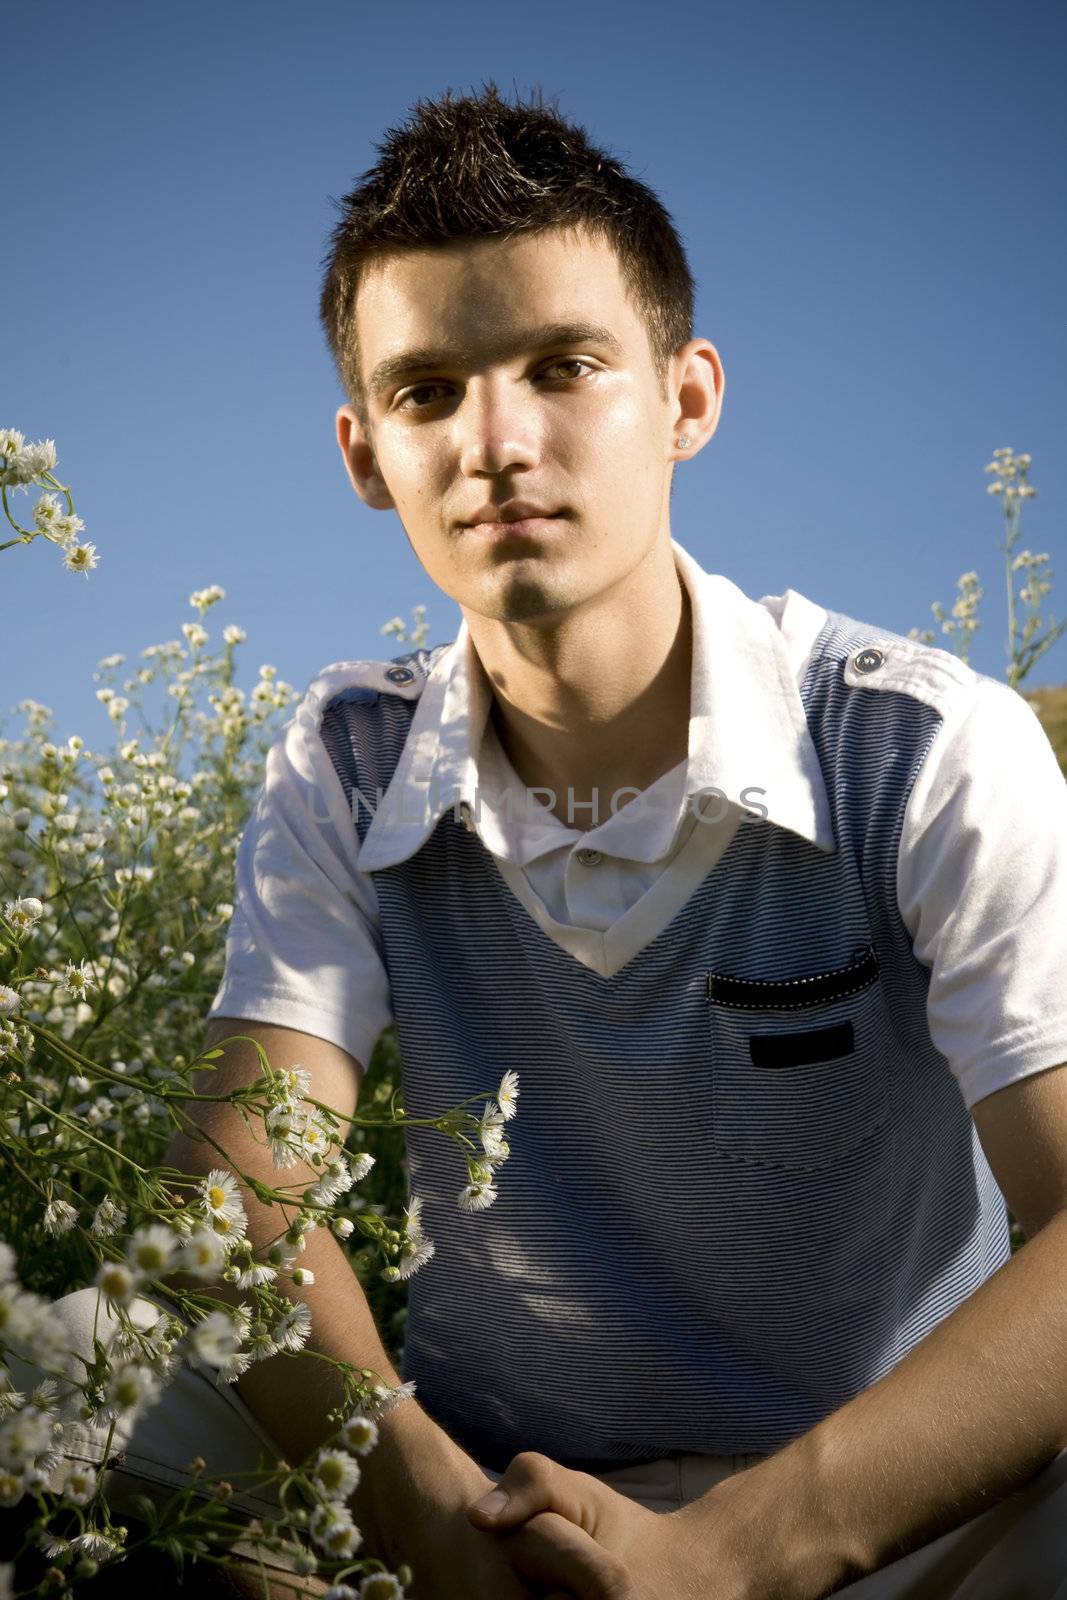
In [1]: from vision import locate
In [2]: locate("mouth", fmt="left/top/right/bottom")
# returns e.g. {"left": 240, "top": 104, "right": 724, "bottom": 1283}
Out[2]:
{"left": 467, "top": 514, "right": 565, "bottom": 537}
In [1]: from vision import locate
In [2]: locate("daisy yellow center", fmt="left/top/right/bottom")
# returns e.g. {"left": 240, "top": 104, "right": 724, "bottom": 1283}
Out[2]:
{"left": 208, "top": 1186, "right": 227, "bottom": 1209}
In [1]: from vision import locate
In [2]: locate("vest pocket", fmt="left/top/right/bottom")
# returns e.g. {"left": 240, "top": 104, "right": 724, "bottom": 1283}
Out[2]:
{"left": 706, "top": 944, "right": 891, "bottom": 1170}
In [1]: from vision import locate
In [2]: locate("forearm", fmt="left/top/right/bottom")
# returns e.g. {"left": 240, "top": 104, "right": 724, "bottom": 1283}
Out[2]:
{"left": 162, "top": 1123, "right": 466, "bottom": 1560}
{"left": 691, "top": 1210, "right": 1067, "bottom": 1599}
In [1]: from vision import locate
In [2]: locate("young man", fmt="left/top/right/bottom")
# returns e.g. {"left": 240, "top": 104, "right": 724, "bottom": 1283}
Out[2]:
{"left": 39, "top": 83, "right": 1067, "bottom": 1599}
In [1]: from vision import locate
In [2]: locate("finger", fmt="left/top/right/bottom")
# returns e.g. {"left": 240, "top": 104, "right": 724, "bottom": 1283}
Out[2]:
{"left": 502, "top": 1510, "right": 634, "bottom": 1600}
{"left": 468, "top": 1451, "right": 589, "bottom": 1533}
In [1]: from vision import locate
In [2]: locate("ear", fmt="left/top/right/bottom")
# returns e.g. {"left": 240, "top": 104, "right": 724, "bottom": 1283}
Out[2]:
{"left": 335, "top": 404, "right": 396, "bottom": 512}
{"left": 671, "top": 339, "right": 725, "bottom": 456}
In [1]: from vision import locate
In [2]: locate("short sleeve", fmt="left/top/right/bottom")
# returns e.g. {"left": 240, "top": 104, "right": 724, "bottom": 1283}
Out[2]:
{"left": 207, "top": 686, "right": 394, "bottom": 1075}
{"left": 897, "top": 678, "right": 1067, "bottom": 1111}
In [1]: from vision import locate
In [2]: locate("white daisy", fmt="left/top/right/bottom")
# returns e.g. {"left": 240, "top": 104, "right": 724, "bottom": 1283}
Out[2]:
{"left": 305, "top": 1156, "right": 354, "bottom": 1207}
{"left": 62, "top": 542, "right": 99, "bottom": 576}
{"left": 43, "top": 1199, "right": 78, "bottom": 1236}
{"left": 51, "top": 511, "right": 85, "bottom": 546}
{"left": 458, "top": 1181, "right": 498, "bottom": 1214}
{"left": 361, "top": 1380, "right": 416, "bottom": 1419}
{"left": 309, "top": 1501, "right": 362, "bottom": 1559}
{"left": 393, "top": 1237, "right": 435, "bottom": 1281}
{"left": 215, "top": 1349, "right": 254, "bottom": 1384}
{"left": 126, "top": 1223, "right": 181, "bottom": 1276}
{"left": 338, "top": 1413, "right": 379, "bottom": 1455}
{"left": 200, "top": 1169, "right": 243, "bottom": 1225}
{"left": 177, "top": 1226, "right": 228, "bottom": 1279}
{"left": 3, "top": 898, "right": 43, "bottom": 931}
{"left": 348, "top": 1151, "right": 375, "bottom": 1184}
{"left": 311, "top": 1448, "right": 361, "bottom": 1499}
{"left": 479, "top": 1104, "right": 508, "bottom": 1161}
{"left": 208, "top": 1206, "right": 248, "bottom": 1247}
{"left": 94, "top": 1260, "right": 138, "bottom": 1306}
{"left": 101, "top": 1363, "right": 160, "bottom": 1421}
{"left": 265, "top": 1102, "right": 308, "bottom": 1168}
{"left": 69, "top": 1529, "right": 120, "bottom": 1559}
{"left": 188, "top": 1309, "right": 247, "bottom": 1368}
{"left": 59, "top": 960, "right": 95, "bottom": 998}
{"left": 89, "top": 1196, "right": 127, "bottom": 1238}
{"left": 235, "top": 1259, "right": 276, "bottom": 1290}
{"left": 297, "top": 1114, "right": 335, "bottom": 1164}
{"left": 497, "top": 1070, "right": 520, "bottom": 1120}
{"left": 358, "top": 1576, "right": 405, "bottom": 1599}
{"left": 62, "top": 1463, "right": 98, "bottom": 1505}
{"left": 275, "top": 1066, "right": 312, "bottom": 1099}
{"left": 270, "top": 1301, "right": 312, "bottom": 1353}
{"left": 0, "top": 989, "right": 18, "bottom": 1019}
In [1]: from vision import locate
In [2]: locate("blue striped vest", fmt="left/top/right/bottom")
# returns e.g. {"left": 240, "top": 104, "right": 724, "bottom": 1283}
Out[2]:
{"left": 319, "top": 609, "right": 1010, "bottom": 1472}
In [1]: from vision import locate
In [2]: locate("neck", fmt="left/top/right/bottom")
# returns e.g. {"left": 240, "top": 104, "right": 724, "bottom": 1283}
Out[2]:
{"left": 465, "top": 543, "right": 692, "bottom": 830}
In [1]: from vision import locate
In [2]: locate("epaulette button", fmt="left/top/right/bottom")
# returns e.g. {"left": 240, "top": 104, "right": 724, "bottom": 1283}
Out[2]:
{"left": 852, "top": 647, "right": 885, "bottom": 675}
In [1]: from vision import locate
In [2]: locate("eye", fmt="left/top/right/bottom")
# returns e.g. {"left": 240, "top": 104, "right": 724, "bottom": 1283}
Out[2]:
{"left": 394, "top": 358, "right": 597, "bottom": 411}
{"left": 541, "top": 357, "right": 596, "bottom": 381}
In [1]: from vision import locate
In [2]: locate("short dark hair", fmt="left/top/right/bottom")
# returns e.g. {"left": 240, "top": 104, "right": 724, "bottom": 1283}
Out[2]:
{"left": 318, "top": 81, "right": 696, "bottom": 436}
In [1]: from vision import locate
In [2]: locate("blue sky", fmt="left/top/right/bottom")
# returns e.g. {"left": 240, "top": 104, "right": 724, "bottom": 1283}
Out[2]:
{"left": 5, "top": 0, "right": 1065, "bottom": 750}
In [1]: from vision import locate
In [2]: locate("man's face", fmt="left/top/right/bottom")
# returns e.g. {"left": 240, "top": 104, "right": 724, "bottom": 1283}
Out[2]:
{"left": 338, "top": 225, "right": 720, "bottom": 629}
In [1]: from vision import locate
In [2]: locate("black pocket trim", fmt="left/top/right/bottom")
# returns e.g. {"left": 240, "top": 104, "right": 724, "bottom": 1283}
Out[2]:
{"left": 706, "top": 944, "right": 879, "bottom": 1011}
{"left": 749, "top": 1022, "right": 855, "bottom": 1069}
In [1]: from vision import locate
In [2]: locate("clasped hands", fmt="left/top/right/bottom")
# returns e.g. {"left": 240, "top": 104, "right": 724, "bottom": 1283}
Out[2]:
{"left": 463, "top": 1450, "right": 725, "bottom": 1599}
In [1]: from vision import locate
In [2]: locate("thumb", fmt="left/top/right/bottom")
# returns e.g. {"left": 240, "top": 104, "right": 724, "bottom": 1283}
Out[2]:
{"left": 469, "top": 1484, "right": 514, "bottom": 1522}
{"left": 467, "top": 1451, "right": 581, "bottom": 1531}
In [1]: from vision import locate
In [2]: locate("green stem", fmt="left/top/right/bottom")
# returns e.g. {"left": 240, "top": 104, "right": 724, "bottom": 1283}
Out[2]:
{"left": 16, "top": 1089, "right": 151, "bottom": 1176}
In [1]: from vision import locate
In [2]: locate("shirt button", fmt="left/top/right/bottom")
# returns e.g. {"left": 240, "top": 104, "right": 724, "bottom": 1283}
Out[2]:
{"left": 575, "top": 848, "right": 603, "bottom": 867}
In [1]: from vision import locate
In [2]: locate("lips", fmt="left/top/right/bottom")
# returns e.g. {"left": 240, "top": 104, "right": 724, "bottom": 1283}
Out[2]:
{"left": 463, "top": 502, "right": 561, "bottom": 526}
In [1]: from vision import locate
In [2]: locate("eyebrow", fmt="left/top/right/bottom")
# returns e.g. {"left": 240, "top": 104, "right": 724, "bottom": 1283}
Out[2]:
{"left": 367, "top": 320, "right": 626, "bottom": 401}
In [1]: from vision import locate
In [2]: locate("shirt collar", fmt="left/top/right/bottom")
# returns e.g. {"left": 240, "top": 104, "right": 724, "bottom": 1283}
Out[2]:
{"left": 358, "top": 539, "right": 835, "bottom": 871}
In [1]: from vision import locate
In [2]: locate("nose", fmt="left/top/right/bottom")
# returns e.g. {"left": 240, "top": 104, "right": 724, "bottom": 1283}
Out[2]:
{"left": 457, "top": 375, "right": 540, "bottom": 479}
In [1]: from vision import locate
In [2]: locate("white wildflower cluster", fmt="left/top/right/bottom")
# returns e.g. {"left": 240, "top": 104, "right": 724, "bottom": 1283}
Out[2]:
{"left": 910, "top": 447, "right": 1062, "bottom": 689}
{"left": 0, "top": 1241, "right": 90, "bottom": 1511}
{"left": 983, "top": 447, "right": 1037, "bottom": 501}
{"left": 271, "top": 1384, "right": 420, "bottom": 1571}
{"left": 0, "top": 428, "right": 97, "bottom": 575}
{"left": 189, "top": 585, "right": 227, "bottom": 614}
{"left": 0, "top": 428, "right": 57, "bottom": 488}
{"left": 456, "top": 1069, "right": 519, "bottom": 1215}
{"left": 0, "top": 577, "right": 522, "bottom": 1593}
{"left": 2, "top": 896, "right": 43, "bottom": 936}
{"left": 379, "top": 603, "right": 429, "bottom": 649}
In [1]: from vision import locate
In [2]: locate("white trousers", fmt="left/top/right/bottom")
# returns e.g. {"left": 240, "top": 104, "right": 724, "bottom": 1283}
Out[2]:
{"left": 13, "top": 1287, "right": 1067, "bottom": 1595}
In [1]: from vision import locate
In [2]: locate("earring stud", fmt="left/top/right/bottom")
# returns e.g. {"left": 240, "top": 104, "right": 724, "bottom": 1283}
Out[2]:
{"left": 676, "top": 435, "right": 690, "bottom": 449}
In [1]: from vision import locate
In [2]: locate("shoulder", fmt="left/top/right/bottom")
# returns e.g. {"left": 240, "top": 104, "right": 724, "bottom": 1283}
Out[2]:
{"left": 301, "top": 644, "right": 451, "bottom": 720}
{"left": 824, "top": 616, "right": 1055, "bottom": 758}
{"left": 814, "top": 612, "right": 979, "bottom": 719}
{"left": 265, "top": 644, "right": 452, "bottom": 789}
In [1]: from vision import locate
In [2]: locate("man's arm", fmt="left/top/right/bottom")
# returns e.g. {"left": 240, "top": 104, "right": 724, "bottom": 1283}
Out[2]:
{"left": 679, "top": 1061, "right": 1067, "bottom": 1599}
{"left": 162, "top": 1017, "right": 473, "bottom": 1567}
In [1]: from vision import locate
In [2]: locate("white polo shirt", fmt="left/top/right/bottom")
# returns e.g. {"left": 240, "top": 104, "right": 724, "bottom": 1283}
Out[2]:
{"left": 209, "top": 539, "right": 1067, "bottom": 1111}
